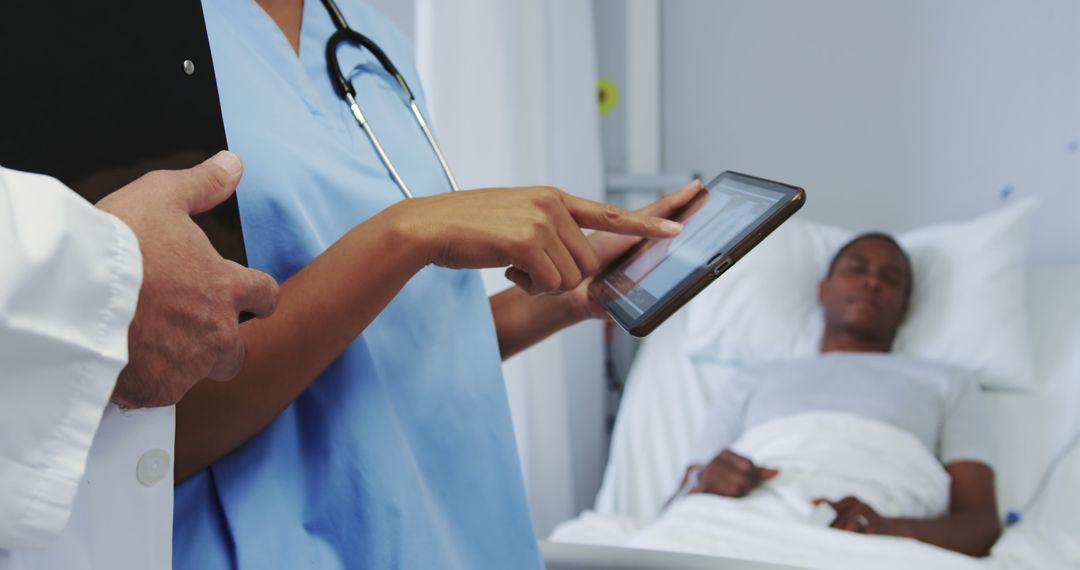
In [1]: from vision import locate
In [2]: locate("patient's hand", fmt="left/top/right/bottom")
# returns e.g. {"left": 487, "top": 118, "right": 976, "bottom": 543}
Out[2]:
{"left": 816, "top": 464, "right": 1000, "bottom": 556}
{"left": 692, "top": 449, "right": 779, "bottom": 498}
{"left": 816, "top": 496, "right": 890, "bottom": 535}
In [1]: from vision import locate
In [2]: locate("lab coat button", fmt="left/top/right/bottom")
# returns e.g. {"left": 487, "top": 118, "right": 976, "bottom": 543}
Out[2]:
{"left": 136, "top": 449, "right": 171, "bottom": 486}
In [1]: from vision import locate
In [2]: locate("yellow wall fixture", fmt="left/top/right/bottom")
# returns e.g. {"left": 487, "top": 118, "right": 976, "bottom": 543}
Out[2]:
{"left": 597, "top": 78, "right": 619, "bottom": 114}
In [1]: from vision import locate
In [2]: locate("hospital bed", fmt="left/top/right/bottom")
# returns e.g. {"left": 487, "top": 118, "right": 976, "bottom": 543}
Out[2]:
{"left": 541, "top": 540, "right": 803, "bottom": 570}
{"left": 543, "top": 205, "right": 1080, "bottom": 569}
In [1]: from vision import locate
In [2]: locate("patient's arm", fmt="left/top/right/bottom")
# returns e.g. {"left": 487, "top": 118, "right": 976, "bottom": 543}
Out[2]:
{"left": 886, "top": 461, "right": 1001, "bottom": 555}
{"left": 827, "top": 461, "right": 1001, "bottom": 557}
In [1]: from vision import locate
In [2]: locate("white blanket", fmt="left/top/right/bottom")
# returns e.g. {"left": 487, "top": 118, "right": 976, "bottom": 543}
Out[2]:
{"left": 727, "top": 411, "right": 950, "bottom": 520}
{"left": 553, "top": 413, "right": 1080, "bottom": 569}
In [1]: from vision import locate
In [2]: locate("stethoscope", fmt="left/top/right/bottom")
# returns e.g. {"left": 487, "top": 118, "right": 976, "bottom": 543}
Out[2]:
{"left": 320, "top": 0, "right": 459, "bottom": 199}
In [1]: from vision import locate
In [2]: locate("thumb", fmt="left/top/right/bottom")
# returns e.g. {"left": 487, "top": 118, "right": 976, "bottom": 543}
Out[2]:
{"left": 505, "top": 266, "right": 535, "bottom": 293}
{"left": 176, "top": 151, "right": 244, "bottom": 215}
{"left": 758, "top": 467, "right": 780, "bottom": 481}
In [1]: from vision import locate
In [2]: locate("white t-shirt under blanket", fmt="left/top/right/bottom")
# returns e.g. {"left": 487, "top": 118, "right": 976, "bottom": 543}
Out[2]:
{"left": 692, "top": 352, "right": 994, "bottom": 467}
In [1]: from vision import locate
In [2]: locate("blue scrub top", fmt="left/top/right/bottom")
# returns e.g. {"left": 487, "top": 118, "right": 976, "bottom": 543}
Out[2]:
{"left": 173, "top": 2, "right": 542, "bottom": 569}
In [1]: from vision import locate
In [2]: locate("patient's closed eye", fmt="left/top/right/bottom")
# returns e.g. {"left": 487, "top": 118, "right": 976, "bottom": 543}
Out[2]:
{"left": 841, "top": 259, "right": 868, "bottom": 275}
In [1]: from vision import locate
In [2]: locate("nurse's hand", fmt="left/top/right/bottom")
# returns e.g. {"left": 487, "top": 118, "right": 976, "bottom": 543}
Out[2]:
{"left": 97, "top": 152, "right": 280, "bottom": 408}
{"left": 389, "top": 186, "right": 684, "bottom": 295}
{"left": 565, "top": 180, "right": 703, "bottom": 319}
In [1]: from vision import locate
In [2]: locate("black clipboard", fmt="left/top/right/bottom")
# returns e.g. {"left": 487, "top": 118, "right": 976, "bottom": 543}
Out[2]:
{"left": 0, "top": 0, "right": 247, "bottom": 267}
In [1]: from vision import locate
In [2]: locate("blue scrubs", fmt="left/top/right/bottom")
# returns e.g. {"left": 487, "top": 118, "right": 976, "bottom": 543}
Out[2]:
{"left": 173, "top": 2, "right": 542, "bottom": 568}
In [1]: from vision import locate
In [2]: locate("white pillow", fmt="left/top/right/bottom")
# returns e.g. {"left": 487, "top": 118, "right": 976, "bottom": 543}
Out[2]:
{"left": 683, "top": 198, "right": 1038, "bottom": 390}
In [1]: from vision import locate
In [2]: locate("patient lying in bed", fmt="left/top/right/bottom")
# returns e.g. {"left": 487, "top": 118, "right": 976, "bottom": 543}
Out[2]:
{"left": 679, "top": 232, "right": 1001, "bottom": 558}
{"left": 678, "top": 234, "right": 997, "bottom": 557}
{"left": 678, "top": 229, "right": 997, "bottom": 552}
{"left": 551, "top": 233, "right": 1080, "bottom": 569}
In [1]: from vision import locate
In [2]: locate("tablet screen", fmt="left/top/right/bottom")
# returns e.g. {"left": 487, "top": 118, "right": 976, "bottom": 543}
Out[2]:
{"left": 600, "top": 173, "right": 788, "bottom": 319}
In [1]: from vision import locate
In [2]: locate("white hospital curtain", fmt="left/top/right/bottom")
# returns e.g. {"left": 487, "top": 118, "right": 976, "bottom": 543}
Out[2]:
{"left": 416, "top": 0, "right": 607, "bottom": 536}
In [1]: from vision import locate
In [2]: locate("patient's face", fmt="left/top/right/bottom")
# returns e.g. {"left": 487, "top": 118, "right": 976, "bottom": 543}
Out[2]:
{"left": 819, "top": 238, "right": 910, "bottom": 342}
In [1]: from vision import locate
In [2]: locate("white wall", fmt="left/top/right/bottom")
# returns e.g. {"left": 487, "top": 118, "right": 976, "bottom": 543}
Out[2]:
{"left": 661, "top": 0, "right": 1080, "bottom": 262}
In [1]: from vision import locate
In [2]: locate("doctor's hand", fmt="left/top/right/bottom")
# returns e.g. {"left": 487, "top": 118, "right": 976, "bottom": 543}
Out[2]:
{"left": 692, "top": 449, "right": 779, "bottom": 498}
{"left": 387, "top": 186, "right": 683, "bottom": 295}
{"left": 97, "top": 151, "right": 280, "bottom": 408}
{"left": 564, "top": 180, "right": 703, "bottom": 319}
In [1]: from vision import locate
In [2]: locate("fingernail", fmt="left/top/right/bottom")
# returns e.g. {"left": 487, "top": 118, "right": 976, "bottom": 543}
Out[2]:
{"left": 661, "top": 220, "right": 684, "bottom": 234}
{"left": 209, "top": 150, "right": 242, "bottom": 176}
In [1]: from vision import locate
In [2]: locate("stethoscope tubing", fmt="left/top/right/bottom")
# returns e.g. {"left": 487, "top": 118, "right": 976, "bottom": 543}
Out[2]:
{"left": 320, "top": 0, "right": 459, "bottom": 199}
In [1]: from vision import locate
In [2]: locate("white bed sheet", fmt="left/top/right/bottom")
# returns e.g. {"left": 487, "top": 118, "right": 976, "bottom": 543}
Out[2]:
{"left": 551, "top": 510, "right": 1080, "bottom": 570}
{"left": 989, "top": 265, "right": 1080, "bottom": 535}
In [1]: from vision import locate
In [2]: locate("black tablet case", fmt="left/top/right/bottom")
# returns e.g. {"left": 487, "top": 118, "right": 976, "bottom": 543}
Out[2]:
{"left": 0, "top": 1, "right": 247, "bottom": 266}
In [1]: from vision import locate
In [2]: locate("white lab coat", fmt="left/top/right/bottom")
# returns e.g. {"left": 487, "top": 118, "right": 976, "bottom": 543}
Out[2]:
{"left": 0, "top": 167, "right": 174, "bottom": 569}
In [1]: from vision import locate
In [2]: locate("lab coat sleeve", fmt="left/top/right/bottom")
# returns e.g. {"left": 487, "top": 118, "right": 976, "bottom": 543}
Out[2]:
{"left": 0, "top": 167, "right": 142, "bottom": 549}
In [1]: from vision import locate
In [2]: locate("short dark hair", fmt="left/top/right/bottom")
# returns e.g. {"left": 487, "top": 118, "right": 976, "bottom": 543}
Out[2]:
{"left": 826, "top": 232, "right": 914, "bottom": 302}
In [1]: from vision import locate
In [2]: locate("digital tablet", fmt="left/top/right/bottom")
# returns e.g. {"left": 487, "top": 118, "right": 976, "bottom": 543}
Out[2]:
{"left": 589, "top": 171, "right": 805, "bottom": 337}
